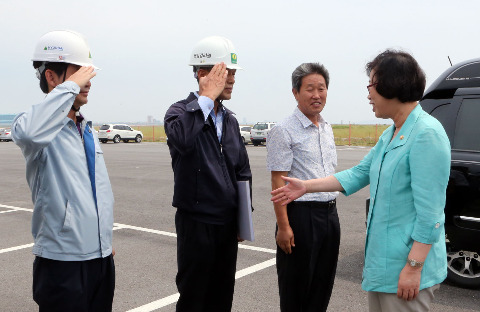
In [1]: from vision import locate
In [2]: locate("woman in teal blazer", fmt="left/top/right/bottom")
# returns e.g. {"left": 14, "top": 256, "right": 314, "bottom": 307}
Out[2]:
{"left": 271, "top": 50, "right": 451, "bottom": 312}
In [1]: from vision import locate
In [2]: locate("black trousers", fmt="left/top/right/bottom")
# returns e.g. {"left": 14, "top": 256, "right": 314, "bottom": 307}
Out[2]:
{"left": 175, "top": 210, "right": 239, "bottom": 312}
{"left": 32, "top": 254, "right": 115, "bottom": 312}
{"left": 276, "top": 200, "right": 341, "bottom": 312}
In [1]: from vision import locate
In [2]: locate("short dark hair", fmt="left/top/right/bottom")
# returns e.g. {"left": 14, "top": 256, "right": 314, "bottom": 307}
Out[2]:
{"left": 192, "top": 65, "right": 214, "bottom": 73}
{"left": 33, "top": 61, "right": 68, "bottom": 94}
{"left": 292, "top": 63, "right": 329, "bottom": 92}
{"left": 366, "top": 50, "right": 426, "bottom": 103}
{"left": 193, "top": 65, "right": 214, "bottom": 83}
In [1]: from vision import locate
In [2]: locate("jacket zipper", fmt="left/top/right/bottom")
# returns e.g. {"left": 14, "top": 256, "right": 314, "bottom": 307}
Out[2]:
{"left": 75, "top": 121, "right": 104, "bottom": 254}
{"left": 210, "top": 112, "right": 233, "bottom": 190}
{"left": 209, "top": 113, "right": 223, "bottom": 156}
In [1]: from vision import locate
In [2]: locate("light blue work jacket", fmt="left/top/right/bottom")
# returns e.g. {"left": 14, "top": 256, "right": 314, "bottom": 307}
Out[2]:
{"left": 335, "top": 105, "right": 450, "bottom": 293}
{"left": 12, "top": 81, "right": 114, "bottom": 261}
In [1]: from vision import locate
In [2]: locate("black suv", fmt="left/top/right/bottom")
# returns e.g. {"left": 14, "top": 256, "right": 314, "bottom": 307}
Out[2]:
{"left": 419, "top": 58, "right": 480, "bottom": 288}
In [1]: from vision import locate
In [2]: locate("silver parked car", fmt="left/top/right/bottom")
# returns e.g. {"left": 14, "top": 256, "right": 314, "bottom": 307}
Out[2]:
{"left": 0, "top": 128, "right": 12, "bottom": 142}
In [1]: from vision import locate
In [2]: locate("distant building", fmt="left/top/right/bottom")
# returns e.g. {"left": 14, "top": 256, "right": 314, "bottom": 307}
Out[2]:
{"left": 0, "top": 114, "right": 16, "bottom": 126}
{"left": 147, "top": 115, "right": 153, "bottom": 124}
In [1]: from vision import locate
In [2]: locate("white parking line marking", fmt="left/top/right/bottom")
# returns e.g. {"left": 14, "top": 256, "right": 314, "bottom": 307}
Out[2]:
{"left": 239, "top": 244, "right": 276, "bottom": 254}
{"left": 0, "top": 204, "right": 33, "bottom": 212}
{"left": 0, "top": 147, "right": 20, "bottom": 150}
{"left": 114, "top": 223, "right": 276, "bottom": 254}
{"left": 125, "top": 258, "right": 277, "bottom": 312}
{"left": 0, "top": 243, "right": 34, "bottom": 254}
{"left": 235, "top": 257, "right": 276, "bottom": 279}
{"left": 126, "top": 293, "right": 180, "bottom": 312}
{"left": 114, "top": 223, "right": 177, "bottom": 238}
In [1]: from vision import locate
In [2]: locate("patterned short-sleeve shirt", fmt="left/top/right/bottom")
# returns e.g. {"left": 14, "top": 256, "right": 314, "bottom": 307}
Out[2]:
{"left": 266, "top": 107, "right": 338, "bottom": 202}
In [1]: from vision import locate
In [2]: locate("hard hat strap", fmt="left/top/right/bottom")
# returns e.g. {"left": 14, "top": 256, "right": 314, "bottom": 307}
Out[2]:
{"left": 193, "top": 66, "right": 199, "bottom": 79}
{"left": 36, "top": 62, "right": 47, "bottom": 80}
{"left": 62, "top": 68, "right": 67, "bottom": 83}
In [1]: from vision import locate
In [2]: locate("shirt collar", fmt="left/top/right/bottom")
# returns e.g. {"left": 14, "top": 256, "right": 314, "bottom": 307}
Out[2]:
{"left": 293, "top": 106, "right": 327, "bottom": 129}
{"left": 194, "top": 91, "right": 226, "bottom": 113}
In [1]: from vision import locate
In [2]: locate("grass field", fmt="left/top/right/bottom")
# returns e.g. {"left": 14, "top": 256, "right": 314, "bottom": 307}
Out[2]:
{"left": 332, "top": 124, "right": 390, "bottom": 146}
{"left": 130, "top": 125, "right": 166, "bottom": 142}
{"left": 94, "top": 124, "right": 391, "bottom": 146}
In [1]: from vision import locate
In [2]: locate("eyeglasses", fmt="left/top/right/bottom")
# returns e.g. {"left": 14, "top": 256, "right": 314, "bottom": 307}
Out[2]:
{"left": 367, "top": 82, "right": 378, "bottom": 91}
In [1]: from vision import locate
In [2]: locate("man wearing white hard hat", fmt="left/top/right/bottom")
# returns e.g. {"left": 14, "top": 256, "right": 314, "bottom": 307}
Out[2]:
{"left": 164, "top": 36, "right": 252, "bottom": 312}
{"left": 12, "top": 30, "right": 115, "bottom": 312}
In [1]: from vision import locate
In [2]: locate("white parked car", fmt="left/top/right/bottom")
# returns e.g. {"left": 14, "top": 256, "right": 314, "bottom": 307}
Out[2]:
{"left": 97, "top": 124, "right": 143, "bottom": 143}
{"left": 250, "top": 122, "right": 276, "bottom": 146}
{"left": 239, "top": 125, "right": 252, "bottom": 145}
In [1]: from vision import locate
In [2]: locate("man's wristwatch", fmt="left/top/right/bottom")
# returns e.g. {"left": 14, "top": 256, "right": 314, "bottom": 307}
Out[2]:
{"left": 407, "top": 258, "right": 424, "bottom": 268}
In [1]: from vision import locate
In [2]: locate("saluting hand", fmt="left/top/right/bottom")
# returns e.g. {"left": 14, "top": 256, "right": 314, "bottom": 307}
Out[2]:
{"left": 66, "top": 66, "right": 96, "bottom": 89}
{"left": 199, "top": 62, "right": 228, "bottom": 101}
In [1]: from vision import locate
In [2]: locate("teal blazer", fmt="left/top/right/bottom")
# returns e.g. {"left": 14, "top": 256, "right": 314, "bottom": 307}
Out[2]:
{"left": 335, "top": 105, "right": 451, "bottom": 293}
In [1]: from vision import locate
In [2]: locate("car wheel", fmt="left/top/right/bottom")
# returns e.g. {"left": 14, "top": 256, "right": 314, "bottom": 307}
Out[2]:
{"left": 123, "top": 140, "right": 129, "bottom": 143}
{"left": 253, "top": 141, "right": 259, "bottom": 146}
{"left": 242, "top": 137, "right": 246, "bottom": 145}
{"left": 113, "top": 135, "right": 120, "bottom": 143}
{"left": 101, "top": 140, "right": 107, "bottom": 143}
{"left": 446, "top": 246, "right": 480, "bottom": 288}
{"left": 135, "top": 135, "right": 142, "bottom": 143}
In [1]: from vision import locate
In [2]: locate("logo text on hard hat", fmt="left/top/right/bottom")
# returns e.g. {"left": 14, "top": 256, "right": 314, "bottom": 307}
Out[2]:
{"left": 44, "top": 46, "right": 64, "bottom": 51}
{"left": 231, "top": 53, "right": 237, "bottom": 64}
{"left": 194, "top": 53, "right": 212, "bottom": 59}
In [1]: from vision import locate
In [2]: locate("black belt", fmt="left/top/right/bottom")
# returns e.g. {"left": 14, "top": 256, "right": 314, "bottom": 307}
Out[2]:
{"left": 288, "top": 199, "right": 336, "bottom": 209}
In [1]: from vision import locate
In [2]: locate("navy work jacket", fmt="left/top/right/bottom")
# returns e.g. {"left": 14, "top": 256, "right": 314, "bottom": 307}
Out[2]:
{"left": 164, "top": 92, "right": 252, "bottom": 224}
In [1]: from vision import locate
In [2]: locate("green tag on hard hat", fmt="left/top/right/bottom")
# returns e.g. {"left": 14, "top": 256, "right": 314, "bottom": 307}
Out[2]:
{"left": 231, "top": 53, "right": 237, "bottom": 64}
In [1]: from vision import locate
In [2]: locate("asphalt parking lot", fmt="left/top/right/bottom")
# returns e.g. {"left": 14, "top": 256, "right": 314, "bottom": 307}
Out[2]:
{"left": 1, "top": 142, "right": 479, "bottom": 311}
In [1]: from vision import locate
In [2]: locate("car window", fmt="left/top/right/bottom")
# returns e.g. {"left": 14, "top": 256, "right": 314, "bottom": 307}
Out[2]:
{"left": 113, "top": 125, "right": 121, "bottom": 130}
{"left": 100, "top": 125, "right": 110, "bottom": 130}
{"left": 253, "top": 123, "right": 267, "bottom": 130}
{"left": 430, "top": 103, "right": 453, "bottom": 143}
{"left": 453, "top": 98, "right": 480, "bottom": 151}
{"left": 126, "top": 126, "right": 132, "bottom": 131}
{"left": 430, "top": 103, "right": 451, "bottom": 126}
{"left": 241, "top": 127, "right": 251, "bottom": 132}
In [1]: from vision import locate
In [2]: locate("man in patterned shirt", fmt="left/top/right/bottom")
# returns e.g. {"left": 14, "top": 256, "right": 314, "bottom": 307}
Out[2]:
{"left": 266, "top": 63, "right": 340, "bottom": 312}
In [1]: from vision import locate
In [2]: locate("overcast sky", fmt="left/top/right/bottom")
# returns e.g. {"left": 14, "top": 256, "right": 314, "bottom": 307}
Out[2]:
{"left": 1, "top": 0, "right": 479, "bottom": 125}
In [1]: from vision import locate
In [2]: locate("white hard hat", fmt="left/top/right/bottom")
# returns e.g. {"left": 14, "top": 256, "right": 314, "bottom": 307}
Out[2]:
{"left": 189, "top": 36, "right": 242, "bottom": 70}
{"left": 32, "top": 30, "right": 99, "bottom": 69}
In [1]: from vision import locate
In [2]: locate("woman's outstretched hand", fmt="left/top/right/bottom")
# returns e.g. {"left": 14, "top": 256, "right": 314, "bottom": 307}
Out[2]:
{"left": 271, "top": 176, "right": 307, "bottom": 206}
